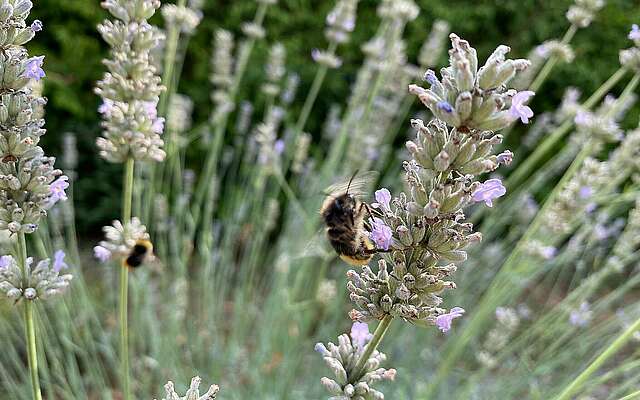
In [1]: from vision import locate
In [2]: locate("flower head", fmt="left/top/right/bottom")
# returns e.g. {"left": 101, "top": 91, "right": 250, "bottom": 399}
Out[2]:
{"left": 370, "top": 217, "right": 392, "bottom": 250}
{"left": 53, "top": 250, "right": 68, "bottom": 272}
{"left": 23, "top": 56, "right": 46, "bottom": 81}
{"left": 372, "top": 188, "right": 392, "bottom": 212}
{"left": 436, "top": 307, "right": 465, "bottom": 333}
{"left": 350, "top": 322, "right": 373, "bottom": 349}
{"left": 473, "top": 179, "right": 506, "bottom": 207}
{"left": 509, "top": 91, "right": 535, "bottom": 124}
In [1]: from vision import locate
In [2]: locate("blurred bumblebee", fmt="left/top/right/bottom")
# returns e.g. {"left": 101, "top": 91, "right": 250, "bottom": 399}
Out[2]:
{"left": 123, "top": 239, "right": 153, "bottom": 269}
{"left": 320, "top": 171, "right": 383, "bottom": 266}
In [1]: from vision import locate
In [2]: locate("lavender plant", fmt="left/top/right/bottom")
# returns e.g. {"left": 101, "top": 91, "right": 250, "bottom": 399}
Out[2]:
{"left": 0, "top": 2, "right": 72, "bottom": 398}
{"left": 95, "top": 0, "right": 165, "bottom": 398}
{"left": 317, "top": 33, "right": 532, "bottom": 398}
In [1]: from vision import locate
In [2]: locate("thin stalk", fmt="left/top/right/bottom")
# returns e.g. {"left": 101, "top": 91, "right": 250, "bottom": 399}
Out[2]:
{"left": 284, "top": 41, "right": 338, "bottom": 169}
{"left": 529, "top": 24, "right": 578, "bottom": 93}
{"left": 119, "top": 158, "right": 134, "bottom": 400}
{"left": 618, "top": 390, "right": 640, "bottom": 400}
{"left": 18, "top": 233, "right": 42, "bottom": 400}
{"left": 191, "top": 2, "right": 269, "bottom": 227}
{"left": 157, "top": 0, "right": 187, "bottom": 118}
{"left": 349, "top": 315, "right": 393, "bottom": 384}
{"left": 552, "top": 316, "right": 640, "bottom": 400}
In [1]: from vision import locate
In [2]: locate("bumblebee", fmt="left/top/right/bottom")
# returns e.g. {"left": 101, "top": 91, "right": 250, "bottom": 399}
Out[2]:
{"left": 123, "top": 239, "right": 153, "bottom": 269}
{"left": 320, "top": 171, "right": 382, "bottom": 266}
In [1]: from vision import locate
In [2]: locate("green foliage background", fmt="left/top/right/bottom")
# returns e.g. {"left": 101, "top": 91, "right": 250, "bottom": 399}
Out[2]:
{"left": 30, "top": 0, "right": 640, "bottom": 233}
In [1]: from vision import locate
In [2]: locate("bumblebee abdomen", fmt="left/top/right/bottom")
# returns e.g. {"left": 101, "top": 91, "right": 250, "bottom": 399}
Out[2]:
{"left": 124, "top": 240, "right": 153, "bottom": 269}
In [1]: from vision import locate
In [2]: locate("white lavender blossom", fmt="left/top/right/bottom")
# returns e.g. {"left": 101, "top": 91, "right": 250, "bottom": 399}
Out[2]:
{"left": 262, "top": 43, "right": 286, "bottom": 97}
{"left": 566, "top": 0, "right": 605, "bottom": 28}
{"left": 96, "top": 0, "right": 166, "bottom": 163}
{"left": 620, "top": 24, "right": 640, "bottom": 72}
{"left": 156, "top": 376, "right": 219, "bottom": 400}
{"left": 167, "top": 94, "right": 194, "bottom": 134}
{"left": 316, "top": 326, "right": 396, "bottom": 399}
{"left": 0, "top": 1, "right": 68, "bottom": 234}
{"left": 0, "top": 253, "right": 72, "bottom": 301}
{"left": 95, "top": 217, "right": 150, "bottom": 262}
{"left": 410, "top": 34, "right": 532, "bottom": 132}
{"left": 210, "top": 29, "right": 235, "bottom": 121}
{"left": 325, "top": 0, "right": 358, "bottom": 45}
{"left": 161, "top": 3, "right": 202, "bottom": 35}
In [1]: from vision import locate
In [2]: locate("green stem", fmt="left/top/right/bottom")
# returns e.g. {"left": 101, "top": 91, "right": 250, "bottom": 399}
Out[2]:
{"left": 18, "top": 233, "right": 42, "bottom": 400}
{"left": 553, "top": 316, "right": 640, "bottom": 400}
{"left": 529, "top": 24, "right": 578, "bottom": 93}
{"left": 119, "top": 158, "right": 134, "bottom": 400}
{"left": 157, "top": 0, "right": 187, "bottom": 119}
{"left": 284, "top": 41, "right": 337, "bottom": 170}
{"left": 618, "top": 390, "right": 640, "bottom": 400}
{"left": 349, "top": 315, "right": 393, "bottom": 384}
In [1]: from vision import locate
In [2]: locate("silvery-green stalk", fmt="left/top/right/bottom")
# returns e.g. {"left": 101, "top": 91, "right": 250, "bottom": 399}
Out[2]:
{"left": 96, "top": 0, "right": 166, "bottom": 163}
{"left": 476, "top": 307, "right": 522, "bottom": 369}
{"left": 418, "top": 20, "right": 451, "bottom": 68}
{"left": 156, "top": 377, "right": 219, "bottom": 400}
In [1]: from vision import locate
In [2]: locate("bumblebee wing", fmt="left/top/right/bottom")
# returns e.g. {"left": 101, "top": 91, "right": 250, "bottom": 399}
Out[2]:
{"left": 296, "top": 228, "right": 332, "bottom": 260}
{"left": 324, "top": 170, "right": 379, "bottom": 198}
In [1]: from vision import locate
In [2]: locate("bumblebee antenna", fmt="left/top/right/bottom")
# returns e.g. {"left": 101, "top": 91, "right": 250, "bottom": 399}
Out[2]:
{"left": 346, "top": 169, "right": 359, "bottom": 195}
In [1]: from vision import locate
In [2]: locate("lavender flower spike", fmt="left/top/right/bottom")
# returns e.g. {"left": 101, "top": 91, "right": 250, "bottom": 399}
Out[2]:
{"left": 510, "top": 91, "right": 535, "bottom": 124}
{"left": 473, "top": 179, "right": 507, "bottom": 207}
{"left": 436, "top": 307, "right": 465, "bottom": 333}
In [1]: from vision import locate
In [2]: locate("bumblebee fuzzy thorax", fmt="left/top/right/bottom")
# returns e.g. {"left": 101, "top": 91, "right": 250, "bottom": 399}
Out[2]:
{"left": 123, "top": 239, "right": 153, "bottom": 269}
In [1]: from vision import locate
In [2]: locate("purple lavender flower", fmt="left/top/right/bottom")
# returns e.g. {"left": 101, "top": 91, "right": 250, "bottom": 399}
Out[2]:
{"left": 496, "top": 151, "right": 513, "bottom": 166}
{"left": 629, "top": 24, "right": 640, "bottom": 41}
{"left": 436, "top": 307, "right": 465, "bottom": 333}
{"left": 350, "top": 322, "right": 373, "bottom": 349}
{"left": 437, "top": 101, "right": 453, "bottom": 113}
{"left": 585, "top": 202, "right": 597, "bottom": 213}
{"left": 53, "top": 250, "right": 68, "bottom": 272}
{"left": 151, "top": 117, "right": 165, "bottom": 134}
{"left": 578, "top": 186, "right": 593, "bottom": 199}
{"left": 472, "top": 179, "right": 506, "bottom": 207}
{"left": 0, "top": 255, "right": 11, "bottom": 270}
{"left": 23, "top": 56, "right": 46, "bottom": 81}
{"left": 509, "top": 91, "right": 535, "bottom": 124}
{"left": 93, "top": 246, "right": 111, "bottom": 263}
{"left": 31, "top": 20, "right": 43, "bottom": 32}
{"left": 424, "top": 69, "right": 437, "bottom": 85}
{"left": 274, "top": 139, "right": 285, "bottom": 155}
{"left": 372, "top": 188, "right": 392, "bottom": 212}
{"left": 370, "top": 217, "right": 392, "bottom": 250}
{"left": 569, "top": 302, "right": 592, "bottom": 327}
{"left": 47, "top": 176, "right": 69, "bottom": 208}
{"left": 314, "top": 343, "right": 329, "bottom": 356}
{"left": 98, "top": 99, "right": 114, "bottom": 116}
{"left": 540, "top": 246, "right": 557, "bottom": 260}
